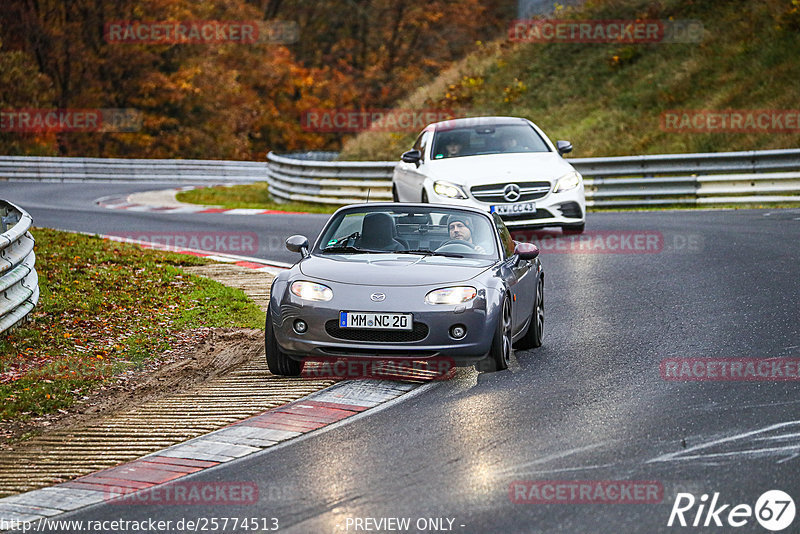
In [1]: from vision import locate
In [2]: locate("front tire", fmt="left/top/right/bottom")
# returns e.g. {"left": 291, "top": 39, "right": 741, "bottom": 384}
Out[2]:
{"left": 265, "top": 308, "right": 304, "bottom": 376}
{"left": 479, "top": 296, "right": 513, "bottom": 372}
{"left": 421, "top": 190, "right": 429, "bottom": 203}
{"left": 392, "top": 184, "right": 399, "bottom": 202}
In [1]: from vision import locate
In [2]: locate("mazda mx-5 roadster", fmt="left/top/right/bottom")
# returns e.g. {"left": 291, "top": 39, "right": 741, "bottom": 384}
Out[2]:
{"left": 265, "top": 203, "right": 544, "bottom": 376}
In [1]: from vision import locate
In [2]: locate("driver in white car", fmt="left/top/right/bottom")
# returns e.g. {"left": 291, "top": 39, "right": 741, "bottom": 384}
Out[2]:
{"left": 446, "top": 215, "right": 486, "bottom": 253}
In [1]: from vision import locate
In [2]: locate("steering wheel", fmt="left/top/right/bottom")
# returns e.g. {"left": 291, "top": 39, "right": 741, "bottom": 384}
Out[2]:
{"left": 436, "top": 239, "right": 477, "bottom": 252}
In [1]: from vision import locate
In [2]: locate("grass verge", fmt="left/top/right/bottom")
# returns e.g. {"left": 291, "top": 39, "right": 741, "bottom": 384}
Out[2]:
{"left": 339, "top": 0, "right": 800, "bottom": 160}
{"left": 177, "top": 183, "right": 799, "bottom": 213}
{"left": 176, "top": 183, "right": 339, "bottom": 214}
{"left": 0, "top": 228, "right": 265, "bottom": 422}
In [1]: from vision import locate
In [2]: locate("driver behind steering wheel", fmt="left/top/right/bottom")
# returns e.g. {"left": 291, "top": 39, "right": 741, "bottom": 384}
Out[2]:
{"left": 446, "top": 215, "right": 486, "bottom": 253}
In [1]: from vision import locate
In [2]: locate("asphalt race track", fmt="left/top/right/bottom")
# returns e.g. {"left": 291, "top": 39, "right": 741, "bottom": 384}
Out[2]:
{"left": 4, "top": 182, "right": 800, "bottom": 533}
{"left": 1, "top": 182, "right": 329, "bottom": 265}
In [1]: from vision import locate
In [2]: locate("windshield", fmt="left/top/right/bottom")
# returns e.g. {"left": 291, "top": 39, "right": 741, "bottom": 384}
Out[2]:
{"left": 316, "top": 207, "right": 498, "bottom": 259}
{"left": 431, "top": 123, "right": 550, "bottom": 159}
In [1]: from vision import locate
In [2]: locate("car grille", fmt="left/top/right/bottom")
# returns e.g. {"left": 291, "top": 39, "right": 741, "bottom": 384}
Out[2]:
{"left": 325, "top": 320, "right": 429, "bottom": 342}
{"left": 317, "top": 348, "right": 437, "bottom": 358}
{"left": 559, "top": 202, "right": 583, "bottom": 219}
{"left": 470, "top": 181, "right": 551, "bottom": 203}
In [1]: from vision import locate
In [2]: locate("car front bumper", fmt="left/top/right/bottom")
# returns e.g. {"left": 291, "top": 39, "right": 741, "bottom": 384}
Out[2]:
{"left": 272, "top": 283, "right": 498, "bottom": 365}
{"left": 424, "top": 181, "right": 586, "bottom": 229}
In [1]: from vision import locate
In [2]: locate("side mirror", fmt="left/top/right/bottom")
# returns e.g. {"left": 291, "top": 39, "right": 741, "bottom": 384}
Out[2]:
{"left": 514, "top": 242, "right": 539, "bottom": 261}
{"left": 286, "top": 235, "right": 310, "bottom": 257}
{"left": 401, "top": 149, "right": 422, "bottom": 167}
{"left": 556, "top": 140, "right": 573, "bottom": 156}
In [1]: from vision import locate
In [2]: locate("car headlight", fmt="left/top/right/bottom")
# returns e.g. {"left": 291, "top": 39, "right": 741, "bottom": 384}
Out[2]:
{"left": 553, "top": 171, "right": 582, "bottom": 193}
{"left": 290, "top": 281, "right": 333, "bottom": 302}
{"left": 425, "top": 286, "right": 477, "bottom": 305}
{"left": 433, "top": 180, "right": 468, "bottom": 199}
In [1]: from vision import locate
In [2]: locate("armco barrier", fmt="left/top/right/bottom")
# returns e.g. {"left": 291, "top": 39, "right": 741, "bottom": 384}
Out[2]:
{"left": 265, "top": 148, "right": 800, "bottom": 207}
{"left": 0, "top": 155, "right": 268, "bottom": 183}
{"left": 266, "top": 151, "right": 393, "bottom": 204}
{"left": 0, "top": 200, "right": 39, "bottom": 335}
{"left": 3, "top": 149, "right": 798, "bottom": 206}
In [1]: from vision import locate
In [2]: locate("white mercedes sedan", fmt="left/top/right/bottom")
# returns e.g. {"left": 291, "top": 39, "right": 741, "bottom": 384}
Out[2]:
{"left": 392, "top": 116, "right": 586, "bottom": 232}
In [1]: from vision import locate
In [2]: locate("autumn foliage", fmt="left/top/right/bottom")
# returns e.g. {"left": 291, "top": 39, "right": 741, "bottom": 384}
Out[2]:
{"left": 0, "top": 0, "right": 511, "bottom": 159}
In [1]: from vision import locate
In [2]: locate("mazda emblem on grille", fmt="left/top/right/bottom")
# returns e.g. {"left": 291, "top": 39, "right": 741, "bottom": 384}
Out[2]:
{"left": 370, "top": 292, "right": 386, "bottom": 301}
{"left": 503, "top": 183, "right": 521, "bottom": 202}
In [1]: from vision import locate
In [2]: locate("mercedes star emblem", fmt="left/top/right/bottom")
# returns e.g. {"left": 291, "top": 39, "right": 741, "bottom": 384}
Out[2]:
{"left": 503, "top": 183, "right": 521, "bottom": 202}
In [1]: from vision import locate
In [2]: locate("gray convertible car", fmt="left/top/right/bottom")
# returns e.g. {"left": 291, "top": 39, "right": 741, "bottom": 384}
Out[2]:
{"left": 265, "top": 203, "right": 544, "bottom": 376}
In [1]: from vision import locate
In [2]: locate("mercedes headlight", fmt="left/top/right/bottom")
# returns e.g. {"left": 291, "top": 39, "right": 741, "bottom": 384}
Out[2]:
{"left": 553, "top": 171, "right": 582, "bottom": 193}
{"left": 425, "top": 286, "right": 477, "bottom": 305}
{"left": 290, "top": 281, "right": 333, "bottom": 302}
{"left": 433, "top": 180, "right": 468, "bottom": 199}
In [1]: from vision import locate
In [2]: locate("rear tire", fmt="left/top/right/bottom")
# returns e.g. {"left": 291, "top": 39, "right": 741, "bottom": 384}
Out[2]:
{"left": 514, "top": 277, "right": 543, "bottom": 350}
{"left": 478, "top": 296, "right": 513, "bottom": 372}
{"left": 265, "top": 308, "right": 303, "bottom": 377}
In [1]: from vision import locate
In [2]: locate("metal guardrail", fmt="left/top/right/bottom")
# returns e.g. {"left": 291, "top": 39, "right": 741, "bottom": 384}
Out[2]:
{"left": 266, "top": 152, "right": 394, "bottom": 204}
{"left": 0, "top": 200, "right": 38, "bottom": 336}
{"left": 3, "top": 149, "right": 798, "bottom": 206}
{"left": 0, "top": 156, "right": 267, "bottom": 183}
{"left": 265, "top": 148, "right": 800, "bottom": 207}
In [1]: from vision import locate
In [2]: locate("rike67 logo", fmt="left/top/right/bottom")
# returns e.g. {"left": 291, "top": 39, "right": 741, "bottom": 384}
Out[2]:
{"left": 668, "top": 490, "right": 795, "bottom": 531}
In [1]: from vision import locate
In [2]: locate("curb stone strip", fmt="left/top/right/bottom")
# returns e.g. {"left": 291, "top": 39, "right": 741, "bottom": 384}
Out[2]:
{"left": 0, "top": 240, "right": 287, "bottom": 524}
{"left": 0, "top": 234, "right": 426, "bottom": 530}
{"left": 0, "top": 380, "right": 420, "bottom": 529}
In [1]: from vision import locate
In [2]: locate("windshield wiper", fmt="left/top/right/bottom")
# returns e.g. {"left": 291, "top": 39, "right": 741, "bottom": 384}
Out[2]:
{"left": 322, "top": 246, "right": 393, "bottom": 254}
{"left": 401, "top": 249, "right": 463, "bottom": 258}
{"left": 321, "top": 245, "right": 369, "bottom": 254}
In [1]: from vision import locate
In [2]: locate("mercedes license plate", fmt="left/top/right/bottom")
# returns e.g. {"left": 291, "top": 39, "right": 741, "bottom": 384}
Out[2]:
{"left": 491, "top": 202, "right": 536, "bottom": 215}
